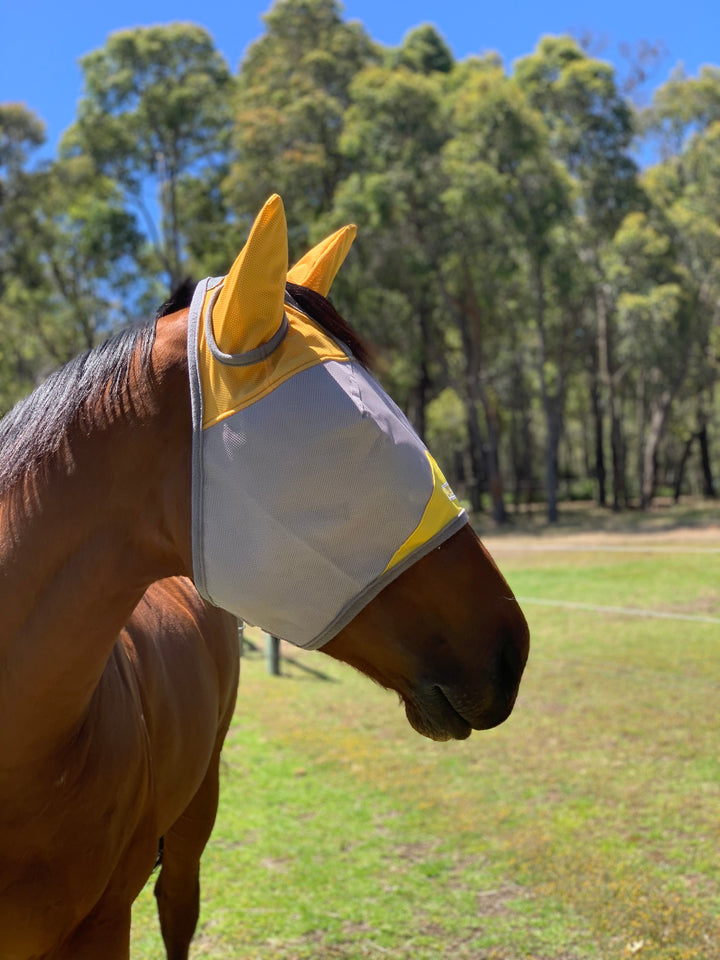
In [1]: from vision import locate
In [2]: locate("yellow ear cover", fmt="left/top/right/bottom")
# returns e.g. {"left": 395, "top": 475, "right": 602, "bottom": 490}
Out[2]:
{"left": 288, "top": 224, "right": 357, "bottom": 296}
{"left": 211, "top": 194, "right": 289, "bottom": 355}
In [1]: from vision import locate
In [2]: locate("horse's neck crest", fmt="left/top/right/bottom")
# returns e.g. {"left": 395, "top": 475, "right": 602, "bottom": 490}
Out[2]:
{"left": 187, "top": 196, "right": 465, "bottom": 649}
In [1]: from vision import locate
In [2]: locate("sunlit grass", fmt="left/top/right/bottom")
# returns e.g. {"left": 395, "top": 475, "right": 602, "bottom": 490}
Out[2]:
{"left": 131, "top": 510, "right": 720, "bottom": 959}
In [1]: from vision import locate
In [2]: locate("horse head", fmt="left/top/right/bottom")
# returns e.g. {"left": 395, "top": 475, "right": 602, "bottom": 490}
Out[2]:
{"left": 185, "top": 195, "right": 529, "bottom": 741}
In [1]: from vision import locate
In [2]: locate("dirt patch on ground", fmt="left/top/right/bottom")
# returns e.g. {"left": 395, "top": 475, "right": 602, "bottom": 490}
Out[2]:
{"left": 475, "top": 498, "right": 720, "bottom": 550}
{"left": 483, "top": 523, "right": 720, "bottom": 553}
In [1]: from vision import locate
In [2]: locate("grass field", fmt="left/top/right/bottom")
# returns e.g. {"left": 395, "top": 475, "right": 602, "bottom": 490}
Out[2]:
{"left": 131, "top": 501, "right": 720, "bottom": 960}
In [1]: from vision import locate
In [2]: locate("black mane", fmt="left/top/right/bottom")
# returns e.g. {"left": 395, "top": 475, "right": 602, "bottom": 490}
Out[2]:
{"left": 0, "top": 320, "right": 156, "bottom": 496}
{"left": 286, "top": 282, "right": 371, "bottom": 370}
{"left": 155, "top": 278, "right": 196, "bottom": 320}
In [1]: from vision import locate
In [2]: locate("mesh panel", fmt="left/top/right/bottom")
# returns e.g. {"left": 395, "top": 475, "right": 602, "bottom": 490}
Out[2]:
{"left": 199, "top": 360, "right": 433, "bottom": 646}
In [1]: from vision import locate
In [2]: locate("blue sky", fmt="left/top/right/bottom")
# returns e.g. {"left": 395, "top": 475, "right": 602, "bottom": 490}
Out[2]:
{"left": 1, "top": 0, "right": 719, "bottom": 155}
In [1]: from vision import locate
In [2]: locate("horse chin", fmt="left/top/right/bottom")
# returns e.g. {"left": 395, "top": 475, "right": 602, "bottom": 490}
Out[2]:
{"left": 403, "top": 691, "right": 473, "bottom": 742}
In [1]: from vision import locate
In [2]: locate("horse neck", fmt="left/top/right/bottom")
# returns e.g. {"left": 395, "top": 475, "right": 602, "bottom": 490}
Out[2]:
{"left": 0, "top": 311, "right": 192, "bottom": 764}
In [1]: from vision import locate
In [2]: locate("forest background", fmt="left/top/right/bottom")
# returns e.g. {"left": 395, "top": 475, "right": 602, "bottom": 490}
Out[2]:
{"left": 1, "top": 0, "right": 719, "bottom": 523}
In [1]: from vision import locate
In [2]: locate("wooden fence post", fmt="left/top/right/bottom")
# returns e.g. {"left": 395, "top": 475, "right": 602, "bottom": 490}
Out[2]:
{"left": 265, "top": 633, "right": 281, "bottom": 676}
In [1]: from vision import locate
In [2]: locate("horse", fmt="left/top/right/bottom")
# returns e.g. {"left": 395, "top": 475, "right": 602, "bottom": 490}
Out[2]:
{"left": 0, "top": 195, "right": 529, "bottom": 959}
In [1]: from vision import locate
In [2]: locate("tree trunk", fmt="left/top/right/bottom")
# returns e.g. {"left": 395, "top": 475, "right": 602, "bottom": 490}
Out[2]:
{"left": 509, "top": 350, "right": 534, "bottom": 510}
{"left": 636, "top": 376, "right": 646, "bottom": 506}
{"left": 673, "top": 433, "right": 695, "bottom": 502}
{"left": 610, "top": 405, "right": 627, "bottom": 510}
{"left": 533, "top": 258, "right": 562, "bottom": 524}
{"left": 544, "top": 409, "right": 562, "bottom": 524}
{"left": 697, "top": 407, "right": 717, "bottom": 498}
{"left": 478, "top": 383, "right": 508, "bottom": 524}
{"left": 461, "top": 385, "right": 486, "bottom": 513}
{"left": 641, "top": 392, "right": 672, "bottom": 509}
{"left": 159, "top": 150, "right": 184, "bottom": 290}
{"left": 589, "top": 370, "right": 606, "bottom": 506}
{"left": 596, "top": 284, "right": 626, "bottom": 510}
{"left": 412, "top": 304, "right": 433, "bottom": 443}
{"left": 442, "top": 274, "right": 488, "bottom": 515}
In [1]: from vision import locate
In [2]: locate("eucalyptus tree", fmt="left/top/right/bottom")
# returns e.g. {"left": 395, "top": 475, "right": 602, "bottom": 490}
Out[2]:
{"left": 63, "top": 23, "right": 234, "bottom": 291}
{"left": 0, "top": 104, "right": 49, "bottom": 407}
{"left": 0, "top": 105, "right": 142, "bottom": 411}
{"left": 0, "top": 104, "right": 46, "bottom": 298}
{"left": 604, "top": 207, "right": 695, "bottom": 507}
{"left": 440, "top": 57, "right": 541, "bottom": 521}
{"left": 33, "top": 155, "right": 143, "bottom": 353}
{"left": 648, "top": 64, "right": 720, "bottom": 152}
{"left": 442, "top": 51, "right": 576, "bottom": 522}
{"left": 328, "top": 30, "right": 454, "bottom": 449}
{"left": 644, "top": 68, "right": 720, "bottom": 498}
{"left": 392, "top": 23, "right": 454, "bottom": 75}
{"left": 227, "top": 0, "right": 377, "bottom": 258}
{"left": 514, "top": 36, "right": 642, "bottom": 511}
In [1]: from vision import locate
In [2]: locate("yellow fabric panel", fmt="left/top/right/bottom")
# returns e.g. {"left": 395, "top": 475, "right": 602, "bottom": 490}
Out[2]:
{"left": 199, "top": 294, "right": 349, "bottom": 429}
{"left": 288, "top": 224, "right": 357, "bottom": 295}
{"left": 212, "top": 194, "right": 288, "bottom": 356}
{"left": 383, "top": 453, "right": 465, "bottom": 573}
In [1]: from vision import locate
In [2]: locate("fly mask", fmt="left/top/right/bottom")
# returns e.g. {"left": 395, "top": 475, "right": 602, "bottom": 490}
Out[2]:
{"left": 187, "top": 195, "right": 467, "bottom": 649}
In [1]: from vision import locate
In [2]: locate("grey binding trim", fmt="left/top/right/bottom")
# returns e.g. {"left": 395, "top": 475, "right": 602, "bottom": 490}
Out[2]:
{"left": 299, "top": 512, "right": 469, "bottom": 650}
{"left": 187, "top": 276, "right": 222, "bottom": 605}
{"left": 204, "top": 282, "right": 289, "bottom": 367}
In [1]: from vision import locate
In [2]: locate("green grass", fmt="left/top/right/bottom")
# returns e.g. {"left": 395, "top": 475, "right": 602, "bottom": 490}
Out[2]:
{"left": 131, "top": 505, "right": 720, "bottom": 959}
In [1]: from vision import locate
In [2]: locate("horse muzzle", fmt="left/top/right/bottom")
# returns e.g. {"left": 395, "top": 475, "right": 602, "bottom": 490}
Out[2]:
{"left": 405, "top": 611, "right": 530, "bottom": 742}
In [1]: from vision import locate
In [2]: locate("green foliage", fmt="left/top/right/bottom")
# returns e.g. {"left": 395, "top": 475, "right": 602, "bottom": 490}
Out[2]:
{"left": 0, "top": 105, "right": 145, "bottom": 410}
{"left": 393, "top": 24, "right": 454, "bottom": 75}
{"left": 1, "top": 6, "right": 719, "bottom": 513}
{"left": 0, "top": 102, "right": 45, "bottom": 177}
{"left": 647, "top": 63, "right": 720, "bottom": 150}
{"left": 63, "top": 23, "right": 234, "bottom": 288}
{"left": 226, "top": 0, "right": 377, "bottom": 256}
{"left": 515, "top": 35, "right": 640, "bottom": 235}
{"left": 426, "top": 387, "right": 467, "bottom": 482}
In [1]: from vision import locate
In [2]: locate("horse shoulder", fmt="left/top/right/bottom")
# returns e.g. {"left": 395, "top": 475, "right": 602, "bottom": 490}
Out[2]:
{"left": 120, "top": 577, "right": 239, "bottom": 833}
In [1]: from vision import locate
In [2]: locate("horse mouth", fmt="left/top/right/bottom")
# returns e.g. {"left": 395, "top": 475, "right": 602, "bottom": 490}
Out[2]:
{"left": 403, "top": 687, "right": 473, "bottom": 742}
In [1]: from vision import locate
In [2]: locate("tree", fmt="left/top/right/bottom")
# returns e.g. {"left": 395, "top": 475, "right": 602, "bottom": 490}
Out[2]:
{"left": 440, "top": 58, "right": 545, "bottom": 521}
{"left": 0, "top": 103, "right": 46, "bottom": 297}
{"left": 226, "top": 0, "right": 377, "bottom": 257}
{"left": 647, "top": 64, "right": 720, "bottom": 153}
{"left": 63, "top": 24, "right": 234, "bottom": 290}
{"left": 392, "top": 24, "right": 454, "bottom": 75}
{"left": 0, "top": 104, "right": 49, "bottom": 408}
{"left": 0, "top": 105, "right": 142, "bottom": 412}
{"left": 455, "top": 47, "right": 582, "bottom": 524}
{"left": 329, "top": 39, "right": 453, "bottom": 444}
{"left": 645, "top": 69, "right": 720, "bottom": 499}
{"left": 515, "top": 36, "right": 642, "bottom": 512}
{"left": 604, "top": 209, "right": 695, "bottom": 507}
{"left": 34, "top": 155, "right": 144, "bottom": 354}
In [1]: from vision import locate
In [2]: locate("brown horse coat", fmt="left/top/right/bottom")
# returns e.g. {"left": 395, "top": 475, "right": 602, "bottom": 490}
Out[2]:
{"left": 0, "top": 577, "right": 238, "bottom": 959}
{"left": 0, "top": 198, "right": 528, "bottom": 958}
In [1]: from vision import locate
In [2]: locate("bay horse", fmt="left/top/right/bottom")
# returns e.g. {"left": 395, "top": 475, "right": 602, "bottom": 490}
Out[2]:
{"left": 0, "top": 195, "right": 529, "bottom": 959}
